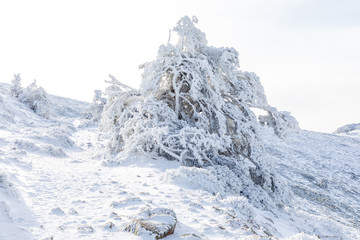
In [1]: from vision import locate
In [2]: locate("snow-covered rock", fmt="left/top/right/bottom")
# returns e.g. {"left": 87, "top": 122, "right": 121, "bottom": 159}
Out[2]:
{"left": 124, "top": 207, "right": 177, "bottom": 239}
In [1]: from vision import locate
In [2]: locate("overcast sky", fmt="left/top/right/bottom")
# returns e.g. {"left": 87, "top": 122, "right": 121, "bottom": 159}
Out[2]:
{"left": 1, "top": 0, "right": 359, "bottom": 133}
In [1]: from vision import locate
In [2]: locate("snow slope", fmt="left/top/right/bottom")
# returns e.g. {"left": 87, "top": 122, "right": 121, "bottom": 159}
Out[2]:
{"left": 0, "top": 82, "right": 359, "bottom": 239}
{"left": 263, "top": 128, "right": 360, "bottom": 238}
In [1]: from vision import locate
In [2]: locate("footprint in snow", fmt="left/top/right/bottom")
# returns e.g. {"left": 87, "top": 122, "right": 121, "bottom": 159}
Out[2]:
{"left": 77, "top": 225, "right": 94, "bottom": 233}
{"left": 72, "top": 200, "right": 86, "bottom": 204}
{"left": 69, "top": 208, "right": 78, "bottom": 215}
{"left": 111, "top": 197, "right": 142, "bottom": 208}
{"left": 110, "top": 212, "right": 123, "bottom": 221}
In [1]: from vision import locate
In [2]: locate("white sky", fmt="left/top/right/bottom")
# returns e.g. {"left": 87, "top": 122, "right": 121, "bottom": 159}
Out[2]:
{"left": 1, "top": 0, "right": 359, "bottom": 133}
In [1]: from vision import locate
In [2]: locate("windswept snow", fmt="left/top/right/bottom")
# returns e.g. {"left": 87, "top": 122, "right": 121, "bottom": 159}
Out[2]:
{"left": 0, "top": 82, "right": 360, "bottom": 239}
{"left": 263, "top": 128, "right": 360, "bottom": 238}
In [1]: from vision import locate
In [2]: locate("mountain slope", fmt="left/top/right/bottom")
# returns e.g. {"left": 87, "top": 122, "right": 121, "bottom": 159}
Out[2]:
{"left": 263, "top": 128, "right": 360, "bottom": 238}
{"left": 0, "top": 82, "right": 359, "bottom": 240}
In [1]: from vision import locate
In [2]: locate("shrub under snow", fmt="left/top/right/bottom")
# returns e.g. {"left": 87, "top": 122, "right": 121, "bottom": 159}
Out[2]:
{"left": 258, "top": 106, "right": 300, "bottom": 138}
{"left": 10, "top": 74, "right": 51, "bottom": 118}
{"left": 84, "top": 89, "right": 107, "bottom": 122}
{"left": 10, "top": 74, "right": 22, "bottom": 98}
{"left": 101, "top": 16, "right": 295, "bottom": 208}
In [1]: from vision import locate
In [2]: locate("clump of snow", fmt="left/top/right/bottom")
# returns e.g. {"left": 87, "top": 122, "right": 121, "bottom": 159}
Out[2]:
{"left": 102, "top": 221, "right": 116, "bottom": 230}
{"left": 50, "top": 207, "right": 65, "bottom": 215}
{"left": 43, "top": 144, "right": 68, "bottom": 157}
{"left": 15, "top": 139, "right": 67, "bottom": 157}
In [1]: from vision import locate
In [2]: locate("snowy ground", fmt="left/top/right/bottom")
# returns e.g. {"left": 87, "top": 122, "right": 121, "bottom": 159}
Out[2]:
{"left": 1, "top": 82, "right": 359, "bottom": 239}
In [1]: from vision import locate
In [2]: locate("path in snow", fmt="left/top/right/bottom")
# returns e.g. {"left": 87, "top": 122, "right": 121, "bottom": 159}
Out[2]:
{"left": 21, "top": 123, "right": 265, "bottom": 240}
{"left": 22, "top": 126, "right": 141, "bottom": 239}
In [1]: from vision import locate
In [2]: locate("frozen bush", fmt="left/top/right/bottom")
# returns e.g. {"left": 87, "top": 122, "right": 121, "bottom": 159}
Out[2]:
{"left": 11, "top": 76, "right": 51, "bottom": 118}
{"left": 43, "top": 145, "right": 67, "bottom": 157}
{"left": 14, "top": 139, "right": 67, "bottom": 157}
{"left": 258, "top": 106, "right": 300, "bottom": 138}
{"left": 85, "top": 89, "right": 107, "bottom": 122}
{"left": 18, "top": 80, "right": 51, "bottom": 118}
{"left": 10, "top": 74, "right": 22, "bottom": 98}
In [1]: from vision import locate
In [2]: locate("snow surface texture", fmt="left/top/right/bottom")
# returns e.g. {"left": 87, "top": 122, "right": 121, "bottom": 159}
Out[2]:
{"left": 1, "top": 16, "right": 359, "bottom": 240}
{"left": 1, "top": 81, "right": 360, "bottom": 239}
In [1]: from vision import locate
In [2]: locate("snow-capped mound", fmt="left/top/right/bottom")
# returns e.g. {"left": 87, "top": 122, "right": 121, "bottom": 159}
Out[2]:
{"left": 335, "top": 123, "right": 360, "bottom": 135}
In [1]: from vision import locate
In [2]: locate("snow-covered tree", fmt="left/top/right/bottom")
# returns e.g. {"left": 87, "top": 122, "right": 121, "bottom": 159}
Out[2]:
{"left": 10, "top": 73, "right": 22, "bottom": 98}
{"left": 101, "top": 16, "right": 292, "bottom": 208}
